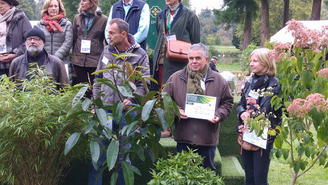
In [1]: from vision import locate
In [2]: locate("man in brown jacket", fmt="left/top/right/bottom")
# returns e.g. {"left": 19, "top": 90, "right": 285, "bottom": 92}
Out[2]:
{"left": 9, "top": 26, "right": 69, "bottom": 89}
{"left": 163, "top": 43, "right": 233, "bottom": 171}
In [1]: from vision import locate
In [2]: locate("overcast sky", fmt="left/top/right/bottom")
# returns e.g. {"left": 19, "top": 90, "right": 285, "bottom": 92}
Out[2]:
{"left": 190, "top": 0, "right": 224, "bottom": 15}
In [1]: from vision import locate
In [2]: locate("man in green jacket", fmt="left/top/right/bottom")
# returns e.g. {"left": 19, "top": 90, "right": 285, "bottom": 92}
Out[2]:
{"left": 152, "top": 0, "right": 200, "bottom": 137}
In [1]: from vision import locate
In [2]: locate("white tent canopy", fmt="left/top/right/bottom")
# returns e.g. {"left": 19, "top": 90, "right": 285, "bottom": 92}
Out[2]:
{"left": 270, "top": 20, "right": 328, "bottom": 44}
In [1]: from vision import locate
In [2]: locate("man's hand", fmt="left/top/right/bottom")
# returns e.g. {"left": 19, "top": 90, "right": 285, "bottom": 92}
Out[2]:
{"left": 123, "top": 99, "right": 132, "bottom": 111}
{"left": 209, "top": 116, "right": 220, "bottom": 124}
{"left": 0, "top": 54, "right": 16, "bottom": 63}
{"left": 179, "top": 108, "right": 188, "bottom": 119}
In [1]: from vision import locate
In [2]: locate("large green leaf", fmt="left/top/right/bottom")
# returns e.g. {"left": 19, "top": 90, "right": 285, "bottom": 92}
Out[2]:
{"left": 114, "top": 102, "right": 123, "bottom": 124}
{"left": 140, "top": 91, "right": 157, "bottom": 106}
{"left": 106, "top": 140, "right": 119, "bottom": 171}
{"left": 110, "top": 172, "right": 118, "bottom": 185}
{"left": 85, "top": 120, "right": 97, "bottom": 134}
{"left": 310, "top": 107, "right": 323, "bottom": 129}
{"left": 72, "top": 84, "right": 89, "bottom": 107}
{"left": 96, "top": 108, "right": 107, "bottom": 126}
{"left": 82, "top": 98, "right": 92, "bottom": 111}
{"left": 64, "top": 132, "right": 81, "bottom": 155}
{"left": 301, "top": 71, "right": 313, "bottom": 89}
{"left": 142, "top": 100, "right": 156, "bottom": 121}
{"left": 121, "top": 161, "right": 134, "bottom": 185}
{"left": 155, "top": 108, "right": 167, "bottom": 129}
{"left": 130, "top": 140, "right": 145, "bottom": 161}
{"left": 118, "top": 85, "right": 133, "bottom": 97}
{"left": 90, "top": 141, "right": 100, "bottom": 164}
{"left": 162, "top": 92, "right": 175, "bottom": 126}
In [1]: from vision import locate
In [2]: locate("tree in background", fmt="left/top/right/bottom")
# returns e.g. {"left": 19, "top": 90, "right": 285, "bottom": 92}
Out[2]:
{"left": 311, "top": 0, "right": 322, "bottom": 20}
{"left": 17, "top": 0, "right": 35, "bottom": 20}
{"left": 283, "top": 0, "right": 290, "bottom": 27}
{"left": 213, "top": 0, "right": 259, "bottom": 51}
{"left": 260, "top": 0, "right": 270, "bottom": 47}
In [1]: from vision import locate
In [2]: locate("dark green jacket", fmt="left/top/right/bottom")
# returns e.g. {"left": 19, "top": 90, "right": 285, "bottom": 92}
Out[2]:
{"left": 152, "top": 3, "right": 200, "bottom": 90}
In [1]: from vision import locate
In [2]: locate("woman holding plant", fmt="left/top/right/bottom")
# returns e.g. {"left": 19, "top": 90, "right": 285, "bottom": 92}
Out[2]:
{"left": 237, "top": 48, "right": 282, "bottom": 185}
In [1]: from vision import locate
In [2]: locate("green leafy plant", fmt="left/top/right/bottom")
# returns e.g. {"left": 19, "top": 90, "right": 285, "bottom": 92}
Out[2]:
{"left": 0, "top": 69, "right": 86, "bottom": 184}
{"left": 238, "top": 44, "right": 258, "bottom": 74}
{"left": 270, "top": 19, "right": 328, "bottom": 185}
{"left": 63, "top": 53, "right": 179, "bottom": 185}
{"left": 148, "top": 149, "right": 225, "bottom": 185}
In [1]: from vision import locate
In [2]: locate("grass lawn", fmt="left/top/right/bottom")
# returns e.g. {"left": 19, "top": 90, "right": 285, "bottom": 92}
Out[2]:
{"left": 212, "top": 45, "right": 241, "bottom": 53}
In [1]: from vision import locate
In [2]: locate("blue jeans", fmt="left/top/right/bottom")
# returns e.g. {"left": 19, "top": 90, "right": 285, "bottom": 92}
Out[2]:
{"left": 242, "top": 141, "right": 274, "bottom": 185}
{"left": 88, "top": 111, "right": 136, "bottom": 185}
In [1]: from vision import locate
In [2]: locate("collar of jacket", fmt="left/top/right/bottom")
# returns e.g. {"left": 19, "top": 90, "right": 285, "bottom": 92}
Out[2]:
{"left": 110, "top": 34, "right": 140, "bottom": 56}
{"left": 159, "top": 3, "right": 184, "bottom": 28}
{"left": 22, "top": 49, "right": 51, "bottom": 65}
{"left": 178, "top": 66, "right": 215, "bottom": 83}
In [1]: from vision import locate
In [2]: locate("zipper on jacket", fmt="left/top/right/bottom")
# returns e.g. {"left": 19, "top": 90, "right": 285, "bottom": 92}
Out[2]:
{"left": 50, "top": 32, "right": 54, "bottom": 54}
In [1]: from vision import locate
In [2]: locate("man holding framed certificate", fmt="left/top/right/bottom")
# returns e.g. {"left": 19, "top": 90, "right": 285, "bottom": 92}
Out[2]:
{"left": 163, "top": 43, "right": 234, "bottom": 171}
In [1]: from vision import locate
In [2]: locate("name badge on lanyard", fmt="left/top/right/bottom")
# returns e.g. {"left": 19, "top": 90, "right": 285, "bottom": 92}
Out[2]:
{"left": 0, "top": 45, "right": 6, "bottom": 54}
{"left": 81, "top": 39, "right": 91, "bottom": 53}
{"left": 166, "top": 33, "right": 177, "bottom": 42}
{"left": 248, "top": 90, "right": 259, "bottom": 99}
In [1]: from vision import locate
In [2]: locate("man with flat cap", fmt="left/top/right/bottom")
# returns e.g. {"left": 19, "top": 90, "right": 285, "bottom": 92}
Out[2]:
{"left": 9, "top": 26, "right": 69, "bottom": 89}
{"left": 209, "top": 56, "right": 218, "bottom": 72}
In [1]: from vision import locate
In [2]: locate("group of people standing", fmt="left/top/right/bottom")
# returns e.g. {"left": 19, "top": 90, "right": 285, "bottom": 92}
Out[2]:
{"left": 0, "top": 0, "right": 282, "bottom": 185}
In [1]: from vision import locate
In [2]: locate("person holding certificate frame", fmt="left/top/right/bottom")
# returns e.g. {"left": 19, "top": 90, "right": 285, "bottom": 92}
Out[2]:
{"left": 163, "top": 43, "right": 233, "bottom": 171}
{"left": 236, "top": 48, "right": 282, "bottom": 185}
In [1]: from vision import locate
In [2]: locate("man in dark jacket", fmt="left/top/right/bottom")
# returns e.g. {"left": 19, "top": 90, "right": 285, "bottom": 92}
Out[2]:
{"left": 9, "top": 26, "right": 69, "bottom": 89}
{"left": 163, "top": 43, "right": 233, "bottom": 171}
{"left": 209, "top": 56, "right": 218, "bottom": 72}
{"left": 152, "top": 0, "right": 200, "bottom": 137}
{"left": 104, "top": 0, "right": 149, "bottom": 50}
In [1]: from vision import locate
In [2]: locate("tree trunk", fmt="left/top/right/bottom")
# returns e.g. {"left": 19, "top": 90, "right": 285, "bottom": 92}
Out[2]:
{"left": 311, "top": 0, "right": 322, "bottom": 20}
{"left": 242, "top": 11, "right": 252, "bottom": 51}
{"left": 283, "top": 0, "right": 290, "bottom": 27}
{"left": 260, "top": 0, "right": 270, "bottom": 47}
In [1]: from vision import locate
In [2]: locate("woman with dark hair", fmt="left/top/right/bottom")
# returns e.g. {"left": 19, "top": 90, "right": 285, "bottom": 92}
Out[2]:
{"left": 37, "top": 0, "right": 73, "bottom": 84}
{"left": 71, "top": 0, "right": 107, "bottom": 96}
{"left": 0, "top": 0, "right": 31, "bottom": 76}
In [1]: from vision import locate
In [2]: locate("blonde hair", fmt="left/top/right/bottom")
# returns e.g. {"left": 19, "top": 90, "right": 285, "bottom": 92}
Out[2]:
{"left": 41, "top": 0, "right": 66, "bottom": 17}
{"left": 78, "top": 0, "right": 99, "bottom": 14}
{"left": 250, "top": 48, "right": 276, "bottom": 77}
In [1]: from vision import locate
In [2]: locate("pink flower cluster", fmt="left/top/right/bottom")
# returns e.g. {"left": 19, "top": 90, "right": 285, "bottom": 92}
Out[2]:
{"left": 269, "top": 43, "right": 291, "bottom": 61}
{"left": 287, "top": 93, "right": 328, "bottom": 118}
{"left": 286, "top": 19, "right": 328, "bottom": 51}
{"left": 317, "top": 68, "right": 328, "bottom": 78}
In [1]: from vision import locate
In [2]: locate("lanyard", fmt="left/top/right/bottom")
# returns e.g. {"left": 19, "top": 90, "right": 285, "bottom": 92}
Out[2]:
{"left": 84, "top": 18, "right": 94, "bottom": 36}
{"left": 167, "top": 3, "right": 180, "bottom": 33}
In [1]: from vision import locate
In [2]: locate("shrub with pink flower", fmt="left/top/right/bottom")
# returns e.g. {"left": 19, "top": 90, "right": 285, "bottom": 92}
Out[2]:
{"left": 287, "top": 93, "right": 328, "bottom": 118}
{"left": 317, "top": 68, "right": 328, "bottom": 78}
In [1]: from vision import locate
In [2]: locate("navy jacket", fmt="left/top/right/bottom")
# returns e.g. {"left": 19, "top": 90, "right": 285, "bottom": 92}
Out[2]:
{"left": 111, "top": 0, "right": 147, "bottom": 50}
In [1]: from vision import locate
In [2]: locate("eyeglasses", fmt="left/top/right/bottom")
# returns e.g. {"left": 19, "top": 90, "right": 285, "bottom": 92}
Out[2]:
{"left": 26, "top": 37, "right": 41, "bottom": 42}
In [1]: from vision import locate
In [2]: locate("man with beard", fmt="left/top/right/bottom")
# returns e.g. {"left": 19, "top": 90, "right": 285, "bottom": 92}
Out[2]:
{"left": 9, "top": 26, "right": 69, "bottom": 88}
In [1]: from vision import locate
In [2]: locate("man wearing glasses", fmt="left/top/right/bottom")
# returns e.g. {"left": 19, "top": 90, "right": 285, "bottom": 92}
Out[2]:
{"left": 9, "top": 26, "right": 69, "bottom": 89}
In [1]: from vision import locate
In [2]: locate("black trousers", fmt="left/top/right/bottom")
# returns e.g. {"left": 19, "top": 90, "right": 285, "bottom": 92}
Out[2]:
{"left": 176, "top": 143, "right": 216, "bottom": 171}
{"left": 242, "top": 141, "right": 274, "bottom": 185}
{"left": 73, "top": 65, "right": 97, "bottom": 98}
{"left": 0, "top": 68, "right": 9, "bottom": 77}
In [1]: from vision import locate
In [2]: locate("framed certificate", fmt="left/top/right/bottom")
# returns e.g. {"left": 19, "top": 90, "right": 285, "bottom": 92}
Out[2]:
{"left": 243, "top": 127, "right": 268, "bottom": 149}
{"left": 184, "top": 93, "right": 217, "bottom": 120}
